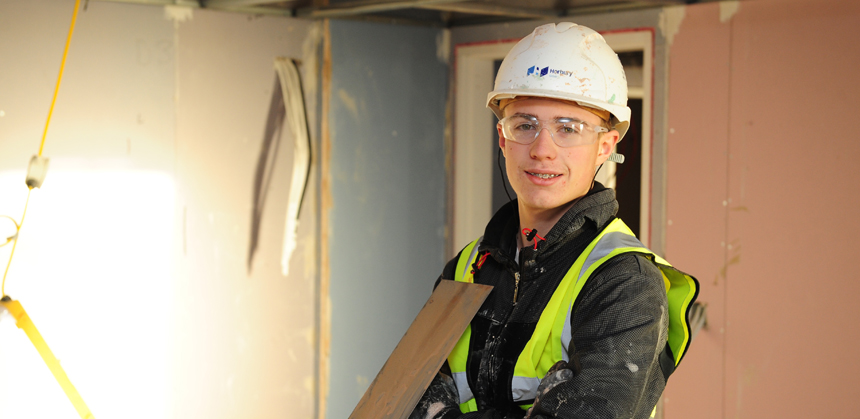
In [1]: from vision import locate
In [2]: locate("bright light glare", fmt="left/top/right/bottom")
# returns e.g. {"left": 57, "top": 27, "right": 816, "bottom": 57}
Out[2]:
{"left": 0, "top": 166, "right": 175, "bottom": 419}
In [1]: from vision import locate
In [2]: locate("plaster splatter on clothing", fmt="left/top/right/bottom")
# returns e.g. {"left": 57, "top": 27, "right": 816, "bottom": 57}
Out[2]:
{"left": 410, "top": 373, "right": 460, "bottom": 419}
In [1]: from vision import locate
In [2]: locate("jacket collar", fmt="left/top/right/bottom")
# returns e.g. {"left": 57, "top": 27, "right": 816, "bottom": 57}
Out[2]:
{"left": 480, "top": 182, "right": 619, "bottom": 264}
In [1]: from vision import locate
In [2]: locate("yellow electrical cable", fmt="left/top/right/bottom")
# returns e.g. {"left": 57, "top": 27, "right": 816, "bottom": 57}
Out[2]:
{"left": 0, "top": 2, "right": 95, "bottom": 418}
{"left": 2, "top": 0, "right": 80, "bottom": 297}
{"left": 0, "top": 299, "right": 95, "bottom": 419}
{"left": 1, "top": 189, "right": 31, "bottom": 297}
{"left": 39, "top": 0, "right": 81, "bottom": 157}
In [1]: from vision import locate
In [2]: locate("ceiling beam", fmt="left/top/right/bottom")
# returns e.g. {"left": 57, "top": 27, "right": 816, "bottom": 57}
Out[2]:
{"left": 92, "top": 0, "right": 200, "bottom": 5}
{"left": 565, "top": 0, "right": 685, "bottom": 16}
{"left": 210, "top": 4, "right": 294, "bottom": 15}
{"left": 418, "top": 2, "right": 558, "bottom": 19}
{"left": 204, "top": 0, "right": 288, "bottom": 7}
{"left": 92, "top": 0, "right": 295, "bottom": 16}
{"left": 296, "top": 0, "right": 461, "bottom": 19}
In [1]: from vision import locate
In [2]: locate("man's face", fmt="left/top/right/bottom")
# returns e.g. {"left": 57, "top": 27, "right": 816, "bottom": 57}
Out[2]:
{"left": 498, "top": 97, "right": 619, "bottom": 216}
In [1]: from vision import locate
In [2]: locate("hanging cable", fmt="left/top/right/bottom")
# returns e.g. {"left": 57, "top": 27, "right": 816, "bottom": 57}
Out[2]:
{"left": 39, "top": 0, "right": 80, "bottom": 157}
{"left": 1, "top": 190, "right": 31, "bottom": 297}
{"left": 1, "top": 0, "right": 81, "bottom": 297}
{"left": 0, "top": 3, "right": 95, "bottom": 418}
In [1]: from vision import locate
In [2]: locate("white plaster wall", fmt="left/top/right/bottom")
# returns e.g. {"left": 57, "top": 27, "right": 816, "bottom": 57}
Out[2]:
{"left": 0, "top": 2, "right": 318, "bottom": 418}
{"left": 172, "top": 8, "right": 319, "bottom": 419}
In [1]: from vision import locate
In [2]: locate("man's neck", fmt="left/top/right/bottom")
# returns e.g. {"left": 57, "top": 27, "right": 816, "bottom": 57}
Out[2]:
{"left": 516, "top": 198, "right": 581, "bottom": 249}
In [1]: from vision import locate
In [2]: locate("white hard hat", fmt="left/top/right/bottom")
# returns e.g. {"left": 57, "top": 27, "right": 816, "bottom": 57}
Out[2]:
{"left": 487, "top": 22, "right": 632, "bottom": 140}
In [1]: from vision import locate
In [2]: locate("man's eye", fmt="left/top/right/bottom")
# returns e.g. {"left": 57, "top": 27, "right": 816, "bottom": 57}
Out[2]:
{"left": 515, "top": 123, "right": 537, "bottom": 131}
{"left": 560, "top": 124, "right": 581, "bottom": 134}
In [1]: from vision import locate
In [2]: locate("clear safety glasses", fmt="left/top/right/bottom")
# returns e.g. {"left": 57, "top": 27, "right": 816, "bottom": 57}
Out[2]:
{"left": 499, "top": 115, "right": 609, "bottom": 148}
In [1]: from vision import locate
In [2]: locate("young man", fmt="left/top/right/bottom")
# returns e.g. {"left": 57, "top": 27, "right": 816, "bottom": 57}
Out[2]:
{"left": 410, "top": 23, "right": 699, "bottom": 419}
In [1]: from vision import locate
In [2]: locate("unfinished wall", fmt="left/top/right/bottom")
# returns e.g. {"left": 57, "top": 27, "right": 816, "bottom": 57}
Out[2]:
{"left": 664, "top": 0, "right": 860, "bottom": 417}
{"left": 325, "top": 20, "right": 447, "bottom": 418}
{"left": 0, "top": 2, "right": 318, "bottom": 418}
{"left": 172, "top": 8, "right": 319, "bottom": 419}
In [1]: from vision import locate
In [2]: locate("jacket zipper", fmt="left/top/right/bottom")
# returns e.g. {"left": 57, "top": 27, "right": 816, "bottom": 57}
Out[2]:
{"left": 513, "top": 272, "right": 520, "bottom": 304}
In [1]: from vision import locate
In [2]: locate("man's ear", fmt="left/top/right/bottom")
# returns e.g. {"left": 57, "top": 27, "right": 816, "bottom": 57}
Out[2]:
{"left": 497, "top": 123, "right": 507, "bottom": 157}
{"left": 595, "top": 130, "right": 620, "bottom": 166}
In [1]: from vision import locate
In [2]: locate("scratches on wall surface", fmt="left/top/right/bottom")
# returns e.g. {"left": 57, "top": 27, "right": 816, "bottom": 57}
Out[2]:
{"left": 720, "top": 1, "right": 741, "bottom": 24}
{"left": 337, "top": 89, "right": 360, "bottom": 121}
{"left": 659, "top": 6, "right": 686, "bottom": 48}
{"left": 735, "top": 363, "right": 760, "bottom": 418}
{"left": 716, "top": 239, "right": 741, "bottom": 285}
{"left": 301, "top": 22, "right": 323, "bottom": 110}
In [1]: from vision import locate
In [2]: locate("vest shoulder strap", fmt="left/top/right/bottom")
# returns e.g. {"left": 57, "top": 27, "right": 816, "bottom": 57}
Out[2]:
{"left": 454, "top": 237, "right": 482, "bottom": 284}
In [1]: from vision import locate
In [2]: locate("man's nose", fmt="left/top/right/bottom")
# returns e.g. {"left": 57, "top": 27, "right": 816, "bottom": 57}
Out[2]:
{"left": 530, "top": 128, "right": 557, "bottom": 158}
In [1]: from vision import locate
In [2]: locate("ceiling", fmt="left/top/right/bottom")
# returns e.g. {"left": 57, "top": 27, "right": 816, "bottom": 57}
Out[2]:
{"left": 99, "top": 0, "right": 714, "bottom": 27}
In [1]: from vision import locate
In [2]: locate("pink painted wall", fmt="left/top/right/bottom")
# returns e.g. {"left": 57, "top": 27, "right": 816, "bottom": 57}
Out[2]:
{"left": 664, "top": 0, "right": 860, "bottom": 418}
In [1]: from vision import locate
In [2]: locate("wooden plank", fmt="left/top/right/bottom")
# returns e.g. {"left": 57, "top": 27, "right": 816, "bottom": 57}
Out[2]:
{"left": 349, "top": 280, "right": 493, "bottom": 419}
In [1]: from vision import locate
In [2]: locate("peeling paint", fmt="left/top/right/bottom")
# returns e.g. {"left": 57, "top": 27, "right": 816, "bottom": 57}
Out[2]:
{"left": 164, "top": 5, "right": 192, "bottom": 23}
{"left": 720, "top": 1, "right": 741, "bottom": 23}
{"left": 436, "top": 29, "right": 451, "bottom": 64}
{"left": 659, "top": 5, "right": 686, "bottom": 48}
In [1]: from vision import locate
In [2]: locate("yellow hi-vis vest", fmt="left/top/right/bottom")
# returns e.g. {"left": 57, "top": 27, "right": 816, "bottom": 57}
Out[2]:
{"left": 447, "top": 218, "right": 699, "bottom": 413}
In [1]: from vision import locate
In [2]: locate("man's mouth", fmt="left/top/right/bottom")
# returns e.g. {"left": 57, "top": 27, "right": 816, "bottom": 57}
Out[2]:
{"left": 527, "top": 171, "right": 561, "bottom": 179}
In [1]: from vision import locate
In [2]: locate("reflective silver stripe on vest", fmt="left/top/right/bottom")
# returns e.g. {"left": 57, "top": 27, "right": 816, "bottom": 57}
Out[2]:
{"left": 460, "top": 236, "right": 484, "bottom": 280}
{"left": 561, "top": 231, "right": 646, "bottom": 359}
{"left": 578, "top": 232, "right": 645, "bottom": 282}
{"left": 511, "top": 376, "right": 541, "bottom": 401}
{"left": 452, "top": 371, "right": 474, "bottom": 403}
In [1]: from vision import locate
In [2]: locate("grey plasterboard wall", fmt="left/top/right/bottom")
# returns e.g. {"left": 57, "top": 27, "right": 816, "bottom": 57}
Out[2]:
{"left": 327, "top": 19, "right": 448, "bottom": 417}
{"left": 448, "top": 8, "right": 671, "bottom": 255}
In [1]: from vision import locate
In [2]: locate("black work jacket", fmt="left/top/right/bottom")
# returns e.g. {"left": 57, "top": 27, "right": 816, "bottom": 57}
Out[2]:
{"left": 413, "top": 184, "right": 669, "bottom": 419}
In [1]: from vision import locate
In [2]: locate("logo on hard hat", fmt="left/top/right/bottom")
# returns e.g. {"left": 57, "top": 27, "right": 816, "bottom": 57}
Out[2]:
{"left": 527, "top": 65, "right": 573, "bottom": 78}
